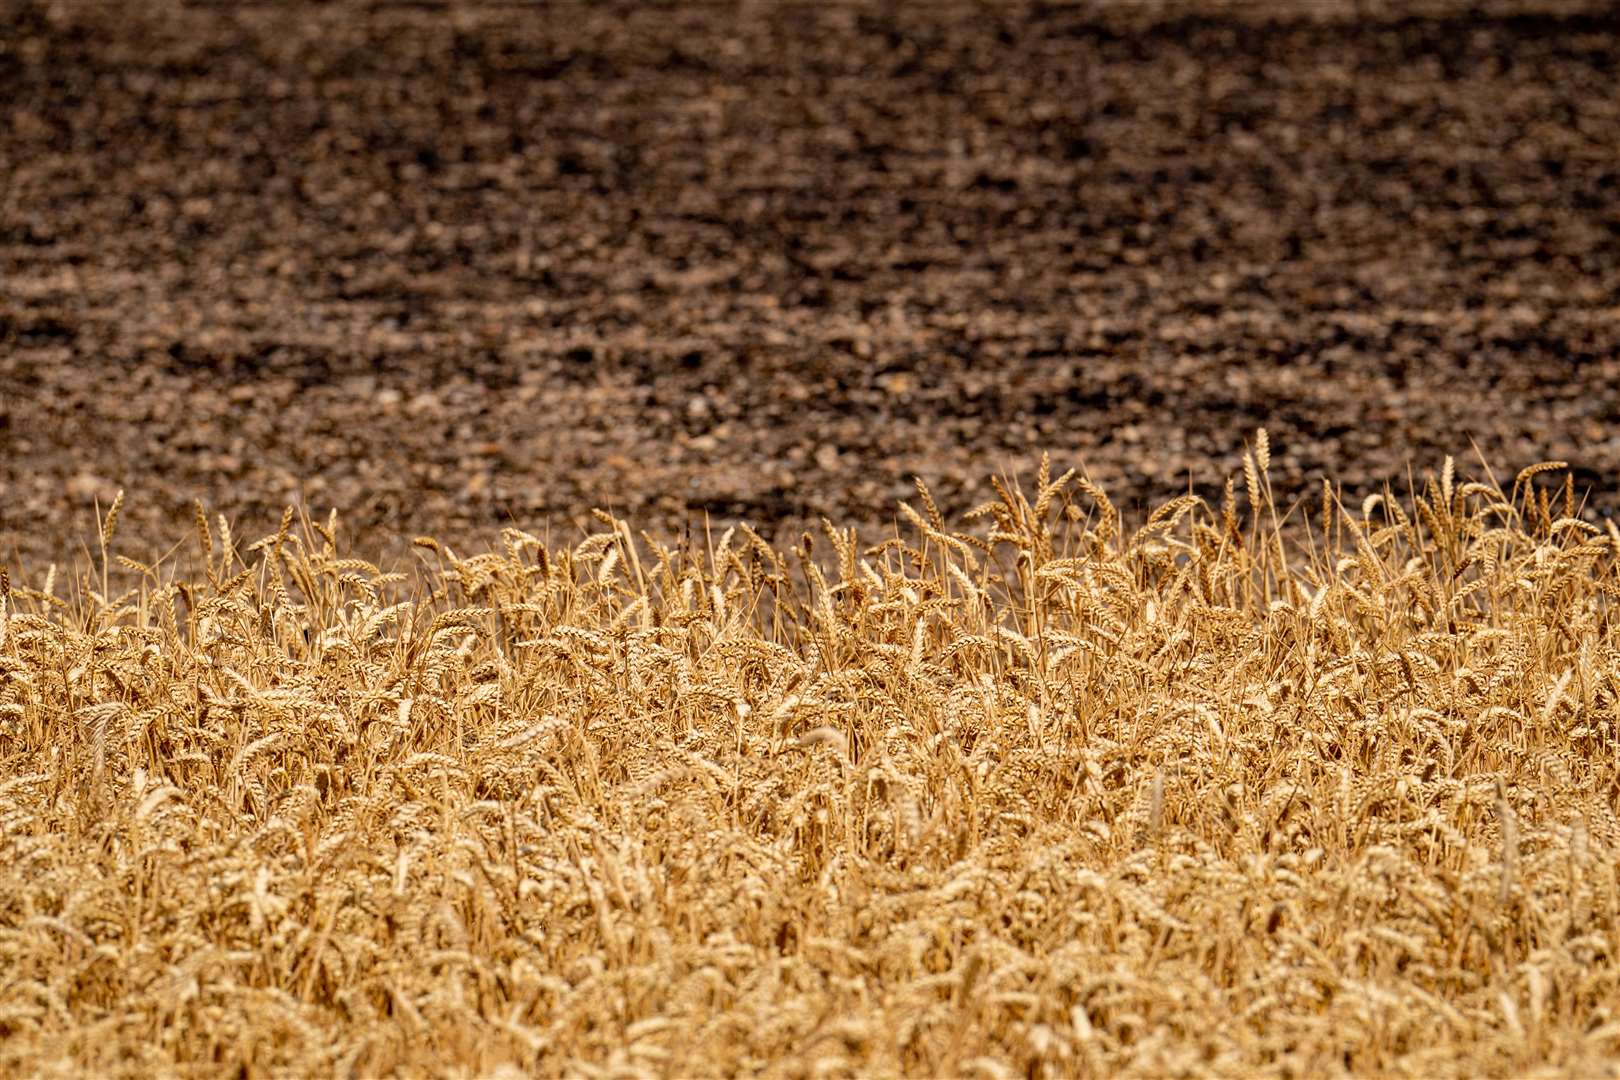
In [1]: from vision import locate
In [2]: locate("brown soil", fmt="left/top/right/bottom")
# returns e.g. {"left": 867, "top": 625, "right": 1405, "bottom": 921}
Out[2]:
{"left": 3, "top": 0, "right": 1619, "bottom": 570}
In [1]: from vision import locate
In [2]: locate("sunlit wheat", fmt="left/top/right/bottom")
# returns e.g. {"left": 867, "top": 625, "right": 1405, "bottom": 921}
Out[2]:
{"left": 1, "top": 442, "right": 1617, "bottom": 1077}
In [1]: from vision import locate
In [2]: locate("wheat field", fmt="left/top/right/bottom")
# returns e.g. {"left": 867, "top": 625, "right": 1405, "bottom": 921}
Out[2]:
{"left": 1, "top": 439, "right": 1618, "bottom": 1077}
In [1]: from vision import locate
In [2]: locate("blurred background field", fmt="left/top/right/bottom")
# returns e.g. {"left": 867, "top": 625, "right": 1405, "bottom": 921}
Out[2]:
{"left": 2, "top": 0, "right": 1619, "bottom": 570}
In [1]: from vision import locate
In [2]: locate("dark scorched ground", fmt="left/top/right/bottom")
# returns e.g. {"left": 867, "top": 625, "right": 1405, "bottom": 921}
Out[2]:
{"left": 2, "top": 0, "right": 1618, "bottom": 569}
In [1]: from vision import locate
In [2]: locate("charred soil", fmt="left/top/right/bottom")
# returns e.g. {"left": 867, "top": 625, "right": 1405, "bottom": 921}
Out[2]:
{"left": 2, "top": 0, "right": 1619, "bottom": 567}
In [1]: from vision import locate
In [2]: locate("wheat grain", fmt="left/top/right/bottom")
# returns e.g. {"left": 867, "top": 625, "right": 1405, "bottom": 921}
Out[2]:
{"left": 0, "top": 452, "right": 1615, "bottom": 1077}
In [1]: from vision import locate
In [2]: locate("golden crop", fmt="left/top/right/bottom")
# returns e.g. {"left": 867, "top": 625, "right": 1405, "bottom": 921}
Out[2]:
{"left": 1, "top": 440, "right": 1617, "bottom": 1077}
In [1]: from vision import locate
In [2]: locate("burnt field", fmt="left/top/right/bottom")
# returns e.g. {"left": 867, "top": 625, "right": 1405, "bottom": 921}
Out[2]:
{"left": 2, "top": 0, "right": 1618, "bottom": 567}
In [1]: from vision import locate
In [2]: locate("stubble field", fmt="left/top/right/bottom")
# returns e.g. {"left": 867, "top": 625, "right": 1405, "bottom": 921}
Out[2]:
{"left": 3, "top": 0, "right": 1620, "bottom": 565}
{"left": 3, "top": 0, "right": 1620, "bottom": 1076}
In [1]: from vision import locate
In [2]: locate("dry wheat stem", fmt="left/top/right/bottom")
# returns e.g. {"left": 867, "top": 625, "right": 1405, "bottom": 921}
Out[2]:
{"left": 0, "top": 444, "right": 1617, "bottom": 1077}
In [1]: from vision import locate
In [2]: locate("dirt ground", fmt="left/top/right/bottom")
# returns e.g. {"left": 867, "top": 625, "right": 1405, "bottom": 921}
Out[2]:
{"left": 3, "top": 0, "right": 1618, "bottom": 571}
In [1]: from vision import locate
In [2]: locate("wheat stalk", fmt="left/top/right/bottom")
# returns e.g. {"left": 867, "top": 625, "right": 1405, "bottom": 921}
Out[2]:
{"left": 0, "top": 450, "right": 1612, "bottom": 1077}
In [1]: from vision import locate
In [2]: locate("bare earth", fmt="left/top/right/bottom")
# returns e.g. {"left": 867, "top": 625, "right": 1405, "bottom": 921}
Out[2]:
{"left": 2, "top": 0, "right": 1618, "bottom": 569}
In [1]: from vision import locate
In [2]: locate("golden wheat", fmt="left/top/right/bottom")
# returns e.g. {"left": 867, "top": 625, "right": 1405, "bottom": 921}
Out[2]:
{"left": 0, "top": 446, "right": 1618, "bottom": 1077}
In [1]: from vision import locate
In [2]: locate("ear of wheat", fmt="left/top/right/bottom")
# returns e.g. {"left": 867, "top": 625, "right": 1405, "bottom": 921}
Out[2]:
{"left": 0, "top": 446, "right": 1615, "bottom": 1077}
